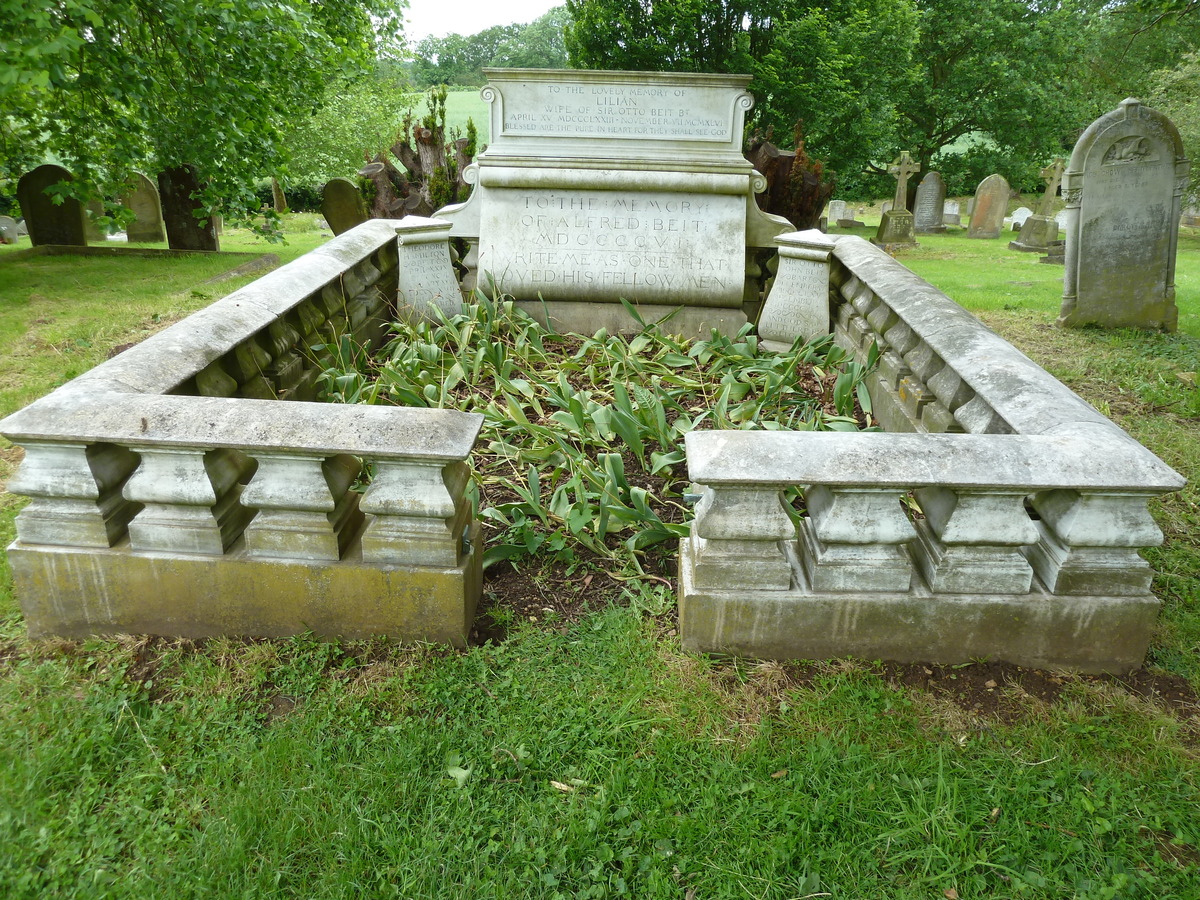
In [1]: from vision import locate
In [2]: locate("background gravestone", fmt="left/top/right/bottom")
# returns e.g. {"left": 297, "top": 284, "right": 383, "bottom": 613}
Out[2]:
{"left": 1059, "top": 98, "right": 1190, "bottom": 331}
{"left": 0, "top": 216, "right": 18, "bottom": 244}
{"left": 943, "top": 199, "right": 961, "bottom": 226}
{"left": 873, "top": 151, "right": 919, "bottom": 247}
{"left": 84, "top": 199, "right": 108, "bottom": 243}
{"left": 122, "top": 172, "right": 166, "bottom": 243}
{"left": 966, "top": 174, "right": 1010, "bottom": 238}
{"left": 321, "top": 178, "right": 369, "bottom": 236}
{"left": 158, "top": 165, "right": 219, "bottom": 251}
{"left": 913, "top": 172, "right": 946, "bottom": 233}
{"left": 1011, "top": 158, "right": 1065, "bottom": 253}
{"left": 16, "top": 164, "right": 87, "bottom": 247}
{"left": 826, "top": 199, "right": 847, "bottom": 223}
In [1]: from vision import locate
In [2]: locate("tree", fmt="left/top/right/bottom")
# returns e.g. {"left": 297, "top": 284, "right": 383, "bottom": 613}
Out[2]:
{"left": 0, "top": 0, "right": 404, "bottom": 232}
{"left": 1148, "top": 50, "right": 1200, "bottom": 195}
{"left": 410, "top": 7, "right": 571, "bottom": 88}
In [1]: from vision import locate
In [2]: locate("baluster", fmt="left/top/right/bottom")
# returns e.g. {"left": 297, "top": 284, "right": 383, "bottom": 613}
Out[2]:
{"left": 359, "top": 460, "right": 471, "bottom": 566}
{"left": 911, "top": 487, "right": 1036, "bottom": 593}
{"left": 686, "top": 485, "right": 795, "bottom": 590}
{"left": 799, "top": 485, "right": 915, "bottom": 591}
{"left": 241, "top": 453, "right": 363, "bottom": 560}
{"left": 1026, "top": 490, "right": 1161, "bottom": 595}
{"left": 123, "top": 447, "right": 255, "bottom": 554}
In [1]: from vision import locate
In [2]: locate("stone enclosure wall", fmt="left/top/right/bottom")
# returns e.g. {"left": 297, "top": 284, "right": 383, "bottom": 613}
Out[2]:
{"left": 1, "top": 220, "right": 483, "bottom": 644}
{"left": 0, "top": 225, "right": 1184, "bottom": 672}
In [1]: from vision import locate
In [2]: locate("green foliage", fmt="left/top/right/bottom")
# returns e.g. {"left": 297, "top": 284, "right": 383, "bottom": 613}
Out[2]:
{"left": 318, "top": 296, "right": 873, "bottom": 569}
{"left": 1148, "top": 50, "right": 1200, "bottom": 195}
{"left": 0, "top": 0, "right": 405, "bottom": 228}
{"left": 411, "top": 6, "right": 570, "bottom": 88}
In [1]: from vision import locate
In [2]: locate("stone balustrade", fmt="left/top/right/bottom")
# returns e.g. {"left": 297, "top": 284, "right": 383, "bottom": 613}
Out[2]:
{"left": 1, "top": 220, "right": 485, "bottom": 644}
{"left": 680, "top": 235, "right": 1185, "bottom": 672}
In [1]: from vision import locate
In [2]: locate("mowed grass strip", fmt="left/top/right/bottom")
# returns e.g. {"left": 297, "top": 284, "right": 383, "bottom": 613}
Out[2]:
{"left": 0, "top": 219, "right": 1197, "bottom": 898}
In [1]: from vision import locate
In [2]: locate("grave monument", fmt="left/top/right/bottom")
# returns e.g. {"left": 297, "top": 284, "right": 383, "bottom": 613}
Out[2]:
{"left": 158, "top": 165, "right": 219, "bottom": 251}
{"left": 434, "top": 68, "right": 791, "bottom": 336}
{"left": 756, "top": 229, "right": 835, "bottom": 350}
{"left": 966, "top": 174, "right": 1010, "bottom": 238}
{"left": 1059, "top": 99, "right": 1189, "bottom": 331}
{"left": 1010, "top": 158, "right": 1064, "bottom": 253}
{"left": 873, "top": 152, "right": 919, "bottom": 248}
{"left": 913, "top": 172, "right": 946, "bottom": 233}
{"left": 16, "top": 164, "right": 87, "bottom": 247}
{"left": 321, "top": 177, "right": 370, "bottom": 236}
{"left": 0, "top": 216, "right": 18, "bottom": 244}
{"left": 943, "top": 200, "right": 961, "bottom": 227}
{"left": 122, "top": 173, "right": 166, "bottom": 243}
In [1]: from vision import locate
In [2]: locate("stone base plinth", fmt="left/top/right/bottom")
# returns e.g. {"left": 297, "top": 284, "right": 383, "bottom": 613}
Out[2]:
{"left": 872, "top": 210, "right": 918, "bottom": 249}
{"left": 1009, "top": 214, "right": 1060, "bottom": 253}
{"left": 10, "top": 525, "right": 482, "bottom": 645}
{"left": 514, "top": 300, "right": 747, "bottom": 338}
{"left": 679, "top": 539, "right": 1159, "bottom": 673}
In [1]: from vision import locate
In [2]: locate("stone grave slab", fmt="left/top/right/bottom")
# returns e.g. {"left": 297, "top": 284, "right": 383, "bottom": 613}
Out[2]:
{"left": 913, "top": 172, "right": 946, "bottom": 233}
{"left": 158, "top": 165, "right": 219, "bottom": 251}
{"left": 435, "top": 68, "right": 790, "bottom": 334}
{"left": 827, "top": 199, "right": 847, "bottom": 222}
{"left": 123, "top": 172, "right": 166, "bottom": 243}
{"left": 0, "top": 216, "right": 18, "bottom": 244}
{"left": 757, "top": 230, "right": 834, "bottom": 351}
{"left": 395, "top": 217, "right": 464, "bottom": 322}
{"left": 967, "top": 174, "right": 1010, "bottom": 238}
{"left": 322, "top": 178, "right": 369, "bottom": 236}
{"left": 1009, "top": 206, "right": 1033, "bottom": 229}
{"left": 17, "top": 164, "right": 87, "bottom": 247}
{"left": 943, "top": 200, "right": 961, "bottom": 227}
{"left": 1059, "top": 98, "right": 1190, "bottom": 331}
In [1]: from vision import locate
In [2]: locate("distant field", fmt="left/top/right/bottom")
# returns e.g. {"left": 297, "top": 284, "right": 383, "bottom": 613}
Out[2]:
{"left": 444, "top": 89, "right": 490, "bottom": 144}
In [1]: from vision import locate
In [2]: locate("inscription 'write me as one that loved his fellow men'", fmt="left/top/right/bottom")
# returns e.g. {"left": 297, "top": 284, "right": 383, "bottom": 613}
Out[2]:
{"left": 481, "top": 190, "right": 741, "bottom": 303}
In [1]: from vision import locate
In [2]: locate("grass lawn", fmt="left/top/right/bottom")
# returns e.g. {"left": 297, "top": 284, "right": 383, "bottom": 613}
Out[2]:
{"left": 0, "top": 217, "right": 1197, "bottom": 898}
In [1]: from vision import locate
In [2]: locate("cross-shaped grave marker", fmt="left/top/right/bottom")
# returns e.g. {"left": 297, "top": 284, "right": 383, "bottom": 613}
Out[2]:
{"left": 889, "top": 152, "right": 921, "bottom": 212}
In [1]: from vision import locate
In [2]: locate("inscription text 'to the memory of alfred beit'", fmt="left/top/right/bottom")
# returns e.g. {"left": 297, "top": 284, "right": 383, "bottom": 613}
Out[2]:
{"left": 478, "top": 190, "right": 745, "bottom": 307}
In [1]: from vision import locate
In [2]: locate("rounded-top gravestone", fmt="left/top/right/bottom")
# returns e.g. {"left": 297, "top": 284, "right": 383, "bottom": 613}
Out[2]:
{"left": 1059, "top": 98, "right": 1190, "bottom": 331}
{"left": 321, "top": 178, "right": 369, "bottom": 236}
{"left": 0, "top": 216, "right": 18, "bottom": 244}
{"left": 913, "top": 172, "right": 946, "bottom": 234}
{"left": 966, "top": 174, "right": 1010, "bottom": 239}
{"left": 123, "top": 172, "right": 166, "bottom": 243}
{"left": 16, "top": 164, "right": 87, "bottom": 247}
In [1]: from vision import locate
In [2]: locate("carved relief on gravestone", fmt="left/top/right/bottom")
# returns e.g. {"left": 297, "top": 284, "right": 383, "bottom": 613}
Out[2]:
{"left": 16, "top": 164, "right": 87, "bottom": 247}
{"left": 873, "top": 151, "right": 919, "bottom": 247}
{"left": 1059, "top": 99, "right": 1190, "bottom": 331}
{"left": 157, "top": 165, "right": 219, "bottom": 251}
{"left": 1011, "top": 158, "right": 1064, "bottom": 253}
{"left": 434, "top": 68, "right": 791, "bottom": 333}
{"left": 966, "top": 173, "right": 1010, "bottom": 239}
{"left": 395, "top": 217, "right": 464, "bottom": 322}
{"left": 321, "top": 178, "right": 370, "bottom": 236}
{"left": 122, "top": 172, "right": 166, "bottom": 243}
{"left": 913, "top": 171, "right": 946, "bottom": 234}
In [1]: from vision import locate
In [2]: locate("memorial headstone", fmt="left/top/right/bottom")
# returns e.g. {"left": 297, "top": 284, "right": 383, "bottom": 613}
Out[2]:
{"left": 321, "top": 178, "right": 369, "bottom": 236}
{"left": 1009, "top": 206, "right": 1034, "bottom": 229}
{"left": 1011, "top": 158, "right": 1064, "bottom": 253}
{"left": 395, "top": 217, "right": 464, "bottom": 322}
{"left": 827, "top": 199, "right": 847, "bottom": 223}
{"left": 122, "top": 172, "right": 166, "bottom": 243}
{"left": 16, "top": 164, "right": 87, "bottom": 247}
{"left": 913, "top": 171, "right": 946, "bottom": 233}
{"left": 157, "top": 165, "right": 219, "bottom": 251}
{"left": 758, "top": 230, "right": 835, "bottom": 350}
{"left": 1059, "top": 99, "right": 1190, "bottom": 331}
{"left": 873, "top": 151, "right": 920, "bottom": 247}
{"left": 434, "top": 68, "right": 790, "bottom": 336}
{"left": 0, "top": 216, "right": 18, "bottom": 244}
{"left": 966, "top": 174, "right": 1010, "bottom": 238}
{"left": 943, "top": 199, "right": 961, "bottom": 227}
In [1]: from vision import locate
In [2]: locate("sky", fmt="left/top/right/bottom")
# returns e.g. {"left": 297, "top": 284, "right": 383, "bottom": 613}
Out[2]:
{"left": 403, "top": 0, "right": 562, "bottom": 43}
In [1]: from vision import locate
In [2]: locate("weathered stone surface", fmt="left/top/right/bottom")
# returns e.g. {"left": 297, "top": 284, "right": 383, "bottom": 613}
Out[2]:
{"left": 158, "top": 165, "right": 219, "bottom": 251}
{"left": 321, "top": 177, "right": 369, "bottom": 236}
{"left": 913, "top": 172, "right": 946, "bottom": 233}
{"left": 757, "top": 229, "right": 834, "bottom": 347}
{"left": 943, "top": 200, "right": 961, "bottom": 227}
{"left": 0, "top": 216, "right": 18, "bottom": 244}
{"left": 874, "top": 152, "right": 919, "bottom": 247}
{"left": 1059, "top": 98, "right": 1189, "bottom": 331}
{"left": 514, "top": 299, "right": 747, "bottom": 338}
{"left": 827, "top": 199, "right": 847, "bottom": 222}
{"left": 436, "top": 68, "right": 790, "bottom": 316}
{"left": 966, "top": 174, "right": 1010, "bottom": 238}
{"left": 123, "top": 172, "right": 166, "bottom": 243}
{"left": 17, "top": 164, "right": 87, "bottom": 247}
{"left": 394, "top": 217, "right": 465, "bottom": 321}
